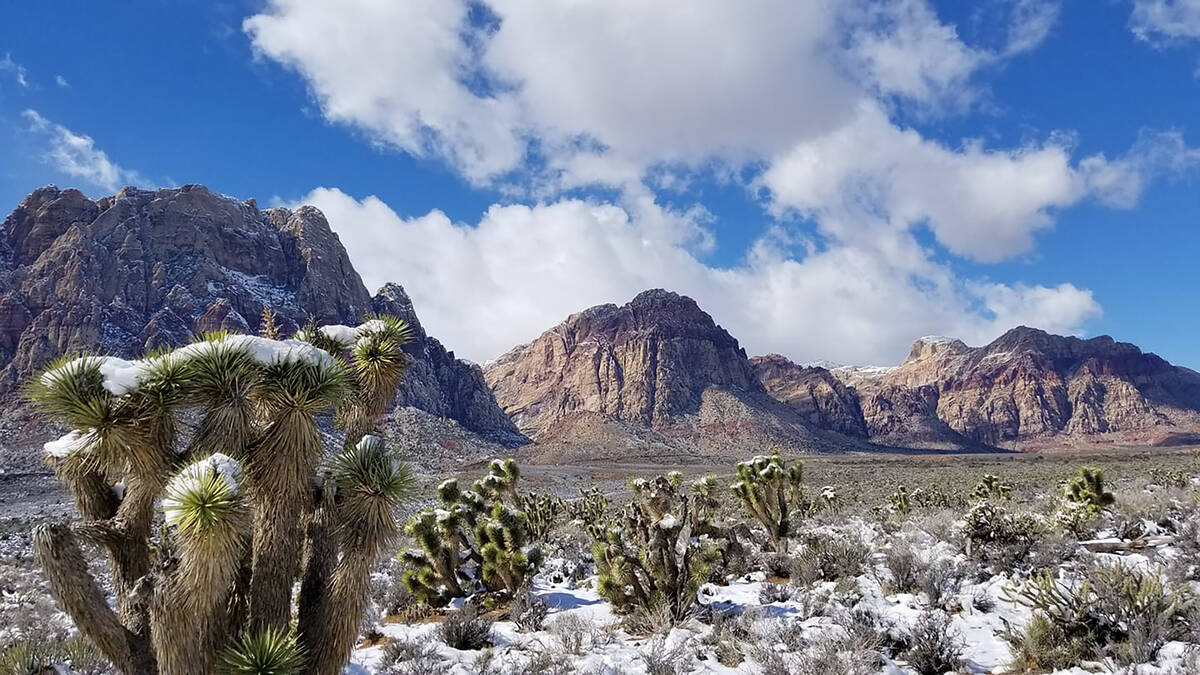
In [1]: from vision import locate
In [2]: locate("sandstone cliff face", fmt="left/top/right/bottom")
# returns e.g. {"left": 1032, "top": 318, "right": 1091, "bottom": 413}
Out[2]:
{"left": 372, "top": 283, "right": 526, "bottom": 446}
{"left": 756, "top": 328, "right": 1200, "bottom": 449}
{"left": 0, "top": 185, "right": 521, "bottom": 470}
{"left": 484, "top": 290, "right": 854, "bottom": 460}
{"left": 750, "top": 354, "right": 867, "bottom": 437}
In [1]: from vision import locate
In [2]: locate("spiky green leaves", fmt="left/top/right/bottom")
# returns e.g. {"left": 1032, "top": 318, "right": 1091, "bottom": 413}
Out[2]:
{"left": 28, "top": 354, "right": 108, "bottom": 429}
{"left": 1065, "top": 467, "right": 1115, "bottom": 512}
{"left": 218, "top": 626, "right": 306, "bottom": 675}
{"left": 162, "top": 454, "right": 246, "bottom": 537}
{"left": 972, "top": 474, "right": 1012, "bottom": 501}
{"left": 730, "top": 451, "right": 804, "bottom": 552}
{"left": 330, "top": 435, "right": 414, "bottom": 552}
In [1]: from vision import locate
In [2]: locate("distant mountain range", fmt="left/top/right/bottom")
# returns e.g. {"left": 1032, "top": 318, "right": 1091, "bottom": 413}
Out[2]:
{"left": 3, "top": 185, "right": 1198, "bottom": 469}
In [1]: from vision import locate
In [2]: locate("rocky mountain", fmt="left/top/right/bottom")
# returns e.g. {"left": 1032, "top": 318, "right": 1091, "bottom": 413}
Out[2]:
{"left": 483, "top": 289, "right": 859, "bottom": 461}
{"left": 0, "top": 184, "right": 523, "bottom": 471}
{"left": 755, "top": 328, "right": 1200, "bottom": 450}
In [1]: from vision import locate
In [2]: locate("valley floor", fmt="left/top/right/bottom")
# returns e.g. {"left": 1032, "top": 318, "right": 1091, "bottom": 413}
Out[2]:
{"left": 4, "top": 447, "right": 1200, "bottom": 674}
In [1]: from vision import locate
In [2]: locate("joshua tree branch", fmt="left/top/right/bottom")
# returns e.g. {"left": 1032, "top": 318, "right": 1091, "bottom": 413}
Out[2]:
{"left": 33, "top": 523, "right": 157, "bottom": 675}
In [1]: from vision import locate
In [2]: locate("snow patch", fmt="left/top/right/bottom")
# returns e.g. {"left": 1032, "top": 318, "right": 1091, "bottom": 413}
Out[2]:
{"left": 42, "top": 429, "right": 93, "bottom": 459}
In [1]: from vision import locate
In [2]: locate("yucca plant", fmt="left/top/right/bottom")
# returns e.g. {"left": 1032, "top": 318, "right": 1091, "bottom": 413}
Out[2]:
{"left": 589, "top": 474, "right": 719, "bottom": 629}
{"left": 219, "top": 626, "right": 306, "bottom": 675}
{"left": 971, "top": 474, "right": 1012, "bottom": 501}
{"left": 731, "top": 451, "right": 805, "bottom": 552}
{"left": 1064, "top": 466, "right": 1115, "bottom": 512}
{"left": 402, "top": 459, "right": 543, "bottom": 606}
{"left": 28, "top": 316, "right": 414, "bottom": 675}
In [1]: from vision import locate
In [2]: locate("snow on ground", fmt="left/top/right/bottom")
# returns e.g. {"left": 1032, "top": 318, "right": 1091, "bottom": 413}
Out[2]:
{"left": 345, "top": 515, "right": 1200, "bottom": 674}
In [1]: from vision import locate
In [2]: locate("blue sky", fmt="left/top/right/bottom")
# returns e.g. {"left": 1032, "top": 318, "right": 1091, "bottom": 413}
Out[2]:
{"left": 1, "top": 0, "right": 1198, "bottom": 369}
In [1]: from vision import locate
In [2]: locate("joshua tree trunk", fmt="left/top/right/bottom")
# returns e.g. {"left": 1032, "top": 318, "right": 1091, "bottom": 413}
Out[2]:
{"left": 248, "top": 410, "right": 323, "bottom": 630}
{"left": 33, "top": 524, "right": 158, "bottom": 675}
{"left": 297, "top": 478, "right": 338, "bottom": 657}
{"left": 306, "top": 550, "right": 375, "bottom": 675}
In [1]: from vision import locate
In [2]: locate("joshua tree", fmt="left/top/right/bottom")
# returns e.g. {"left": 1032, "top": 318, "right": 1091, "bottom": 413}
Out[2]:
{"left": 731, "top": 451, "right": 805, "bottom": 552}
{"left": 588, "top": 475, "right": 719, "bottom": 627}
{"left": 402, "top": 459, "right": 544, "bottom": 606}
{"left": 1065, "top": 467, "right": 1116, "bottom": 512}
{"left": 28, "top": 316, "right": 414, "bottom": 675}
{"left": 971, "top": 474, "right": 1012, "bottom": 501}
{"left": 891, "top": 485, "right": 911, "bottom": 517}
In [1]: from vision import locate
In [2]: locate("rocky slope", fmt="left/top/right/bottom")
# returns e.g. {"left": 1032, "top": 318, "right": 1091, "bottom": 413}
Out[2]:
{"left": 484, "top": 289, "right": 858, "bottom": 461}
{"left": 755, "top": 328, "right": 1200, "bottom": 449}
{"left": 0, "top": 185, "right": 523, "bottom": 471}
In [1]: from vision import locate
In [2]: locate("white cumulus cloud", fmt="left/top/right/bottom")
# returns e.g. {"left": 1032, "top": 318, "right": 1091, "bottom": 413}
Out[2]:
{"left": 1131, "top": 0, "right": 1200, "bottom": 42}
{"left": 303, "top": 187, "right": 1100, "bottom": 366}
{"left": 22, "top": 110, "right": 144, "bottom": 193}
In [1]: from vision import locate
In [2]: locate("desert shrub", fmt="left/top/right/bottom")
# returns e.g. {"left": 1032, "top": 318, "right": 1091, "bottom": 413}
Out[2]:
{"left": 883, "top": 538, "right": 922, "bottom": 591}
{"left": 1003, "top": 613, "right": 1091, "bottom": 673}
{"left": 377, "top": 638, "right": 445, "bottom": 675}
{"left": 759, "top": 582, "right": 794, "bottom": 604}
{"left": 638, "top": 636, "right": 695, "bottom": 675}
{"left": 917, "top": 558, "right": 964, "bottom": 610}
{"left": 962, "top": 501, "right": 1043, "bottom": 554}
{"left": 905, "top": 610, "right": 962, "bottom": 675}
{"left": 756, "top": 551, "right": 794, "bottom": 579}
{"left": 1055, "top": 499, "right": 1100, "bottom": 539}
{"left": 546, "top": 614, "right": 615, "bottom": 656}
{"left": 700, "top": 610, "right": 751, "bottom": 667}
{"left": 510, "top": 582, "right": 550, "bottom": 632}
{"left": 971, "top": 589, "right": 995, "bottom": 613}
{"left": 791, "top": 532, "right": 870, "bottom": 586}
{"left": 439, "top": 606, "right": 493, "bottom": 650}
{"left": 1004, "top": 560, "right": 1194, "bottom": 665}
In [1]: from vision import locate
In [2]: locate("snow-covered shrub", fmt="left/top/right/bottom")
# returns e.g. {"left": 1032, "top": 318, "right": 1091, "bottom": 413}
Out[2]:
{"left": 1004, "top": 559, "right": 1194, "bottom": 665}
{"left": 905, "top": 610, "right": 962, "bottom": 675}
{"left": 378, "top": 637, "right": 446, "bottom": 675}
{"left": 791, "top": 531, "right": 871, "bottom": 586}
{"left": 510, "top": 581, "right": 549, "bottom": 632}
{"left": 731, "top": 452, "right": 805, "bottom": 552}
{"left": 758, "top": 581, "right": 794, "bottom": 604}
{"left": 546, "top": 614, "right": 615, "bottom": 655}
{"left": 402, "top": 459, "right": 544, "bottom": 605}
{"left": 700, "top": 610, "right": 751, "bottom": 667}
{"left": 883, "top": 537, "right": 922, "bottom": 591}
{"left": 638, "top": 635, "right": 695, "bottom": 675}
{"left": 439, "top": 604, "right": 494, "bottom": 650}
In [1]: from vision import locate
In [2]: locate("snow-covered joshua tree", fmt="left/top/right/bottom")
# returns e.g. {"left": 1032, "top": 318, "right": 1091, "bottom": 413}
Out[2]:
{"left": 28, "top": 316, "right": 414, "bottom": 675}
